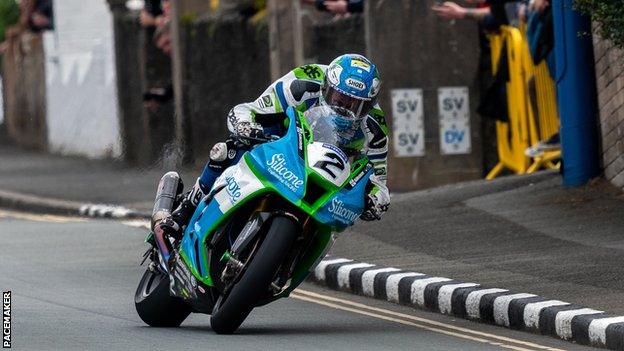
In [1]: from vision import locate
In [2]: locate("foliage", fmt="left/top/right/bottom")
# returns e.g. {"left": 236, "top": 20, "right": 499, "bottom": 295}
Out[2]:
{"left": 575, "top": 0, "right": 624, "bottom": 49}
{"left": 0, "top": 0, "right": 19, "bottom": 43}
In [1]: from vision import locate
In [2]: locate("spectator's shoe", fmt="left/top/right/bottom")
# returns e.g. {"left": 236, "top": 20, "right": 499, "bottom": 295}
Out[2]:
{"left": 525, "top": 139, "right": 561, "bottom": 158}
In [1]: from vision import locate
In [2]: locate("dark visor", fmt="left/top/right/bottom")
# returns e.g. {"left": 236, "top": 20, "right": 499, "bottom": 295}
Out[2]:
{"left": 323, "top": 86, "right": 370, "bottom": 118}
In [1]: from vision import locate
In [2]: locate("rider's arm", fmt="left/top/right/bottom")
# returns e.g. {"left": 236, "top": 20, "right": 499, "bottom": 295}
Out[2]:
{"left": 228, "top": 65, "right": 325, "bottom": 135}
{"left": 364, "top": 105, "right": 389, "bottom": 185}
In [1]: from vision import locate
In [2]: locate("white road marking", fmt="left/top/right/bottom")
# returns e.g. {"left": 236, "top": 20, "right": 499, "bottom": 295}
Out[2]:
{"left": 0, "top": 209, "right": 87, "bottom": 223}
{"left": 314, "top": 258, "right": 352, "bottom": 281}
{"left": 385, "top": 272, "right": 425, "bottom": 303}
{"left": 588, "top": 315, "right": 624, "bottom": 345}
{"left": 361, "top": 267, "right": 400, "bottom": 297}
{"left": 465, "top": 288, "right": 509, "bottom": 319}
{"left": 336, "top": 263, "right": 375, "bottom": 289}
{"left": 555, "top": 308, "right": 603, "bottom": 340}
{"left": 410, "top": 277, "right": 452, "bottom": 307}
{"left": 523, "top": 300, "right": 569, "bottom": 329}
{"left": 292, "top": 289, "right": 566, "bottom": 351}
{"left": 438, "top": 283, "right": 480, "bottom": 314}
{"left": 494, "top": 293, "right": 537, "bottom": 327}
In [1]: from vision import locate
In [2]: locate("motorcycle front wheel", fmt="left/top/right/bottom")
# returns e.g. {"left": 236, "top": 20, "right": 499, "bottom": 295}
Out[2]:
{"left": 210, "top": 215, "right": 298, "bottom": 334}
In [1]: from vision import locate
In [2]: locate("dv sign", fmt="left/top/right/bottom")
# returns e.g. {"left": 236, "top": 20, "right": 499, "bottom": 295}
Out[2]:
{"left": 391, "top": 89, "right": 425, "bottom": 157}
{"left": 438, "top": 87, "right": 471, "bottom": 155}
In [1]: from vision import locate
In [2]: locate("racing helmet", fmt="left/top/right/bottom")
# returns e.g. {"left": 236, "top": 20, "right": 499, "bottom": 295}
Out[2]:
{"left": 320, "top": 54, "right": 382, "bottom": 135}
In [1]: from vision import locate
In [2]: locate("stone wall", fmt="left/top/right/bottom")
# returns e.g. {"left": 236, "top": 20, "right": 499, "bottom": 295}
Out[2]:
{"left": 109, "top": 7, "right": 175, "bottom": 165}
{"left": 365, "top": 0, "right": 482, "bottom": 191}
{"left": 178, "top": 14, "right": 270, "bottom": 163}
{"left": 313, "top": 15, "right": 365, "bottom": 65}
{"left": 593, "top": 33, "right": 624, "bottom": 188}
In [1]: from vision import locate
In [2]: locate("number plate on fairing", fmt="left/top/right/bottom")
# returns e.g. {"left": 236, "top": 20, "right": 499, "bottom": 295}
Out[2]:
{"left": 307, "top": 142, "right": 350, "bottom": 187}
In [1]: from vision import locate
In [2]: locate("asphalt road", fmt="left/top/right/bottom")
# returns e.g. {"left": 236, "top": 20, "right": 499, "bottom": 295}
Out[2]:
{"left": 0, "top": 210, "right": 597, "bottom": 350}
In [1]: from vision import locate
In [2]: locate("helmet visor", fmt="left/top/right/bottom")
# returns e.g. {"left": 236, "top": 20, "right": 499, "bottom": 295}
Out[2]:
{"left": 323, "top": 86, "right": 371, "bottom": 118}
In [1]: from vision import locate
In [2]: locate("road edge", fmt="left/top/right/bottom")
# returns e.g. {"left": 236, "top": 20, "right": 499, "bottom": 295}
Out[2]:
{"left": 310, "top": 256, "right": 624, "bottom": 350}
{"left": 0, "top": 189, "right": 150, "bottom": 219}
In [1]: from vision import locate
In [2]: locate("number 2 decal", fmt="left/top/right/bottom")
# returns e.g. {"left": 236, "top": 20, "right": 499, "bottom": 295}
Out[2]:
{"left": 314, "top": 152, "right": 346, "bottom": 179}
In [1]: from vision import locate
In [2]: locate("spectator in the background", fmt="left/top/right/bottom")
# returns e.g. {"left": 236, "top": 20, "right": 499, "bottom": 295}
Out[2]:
{"left": 143, "top": 21, "right": 173, "bottom": 108}
{"left": 153, "top": 21, "right": 171, "bottom": 57}
{"left": 301, "top": 0, "right": 363, "bottom": 15}
{"left": 140, "top": 0, "right": 169, "bottom": 28}
{"left": 432, "top": 0, "right": 522, "bottom": 31}
{"left": 27, "top": 0, "right": 53, "bottom": 32}
{"left": 431, "top": 2, "right": 490, "bottom": 22}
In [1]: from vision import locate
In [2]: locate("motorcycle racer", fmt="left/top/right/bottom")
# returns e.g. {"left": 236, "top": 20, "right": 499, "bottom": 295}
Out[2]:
{"left": 160, "top": 54, "right": 390, "bottom": 238}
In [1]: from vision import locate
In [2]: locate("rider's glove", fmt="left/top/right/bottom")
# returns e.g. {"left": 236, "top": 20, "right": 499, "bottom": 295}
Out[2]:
{"left": 360, "top": 175, "right": 390, "bottom": 221}
{"left": 235, "top": 122, "right": 265, "bottom": 145}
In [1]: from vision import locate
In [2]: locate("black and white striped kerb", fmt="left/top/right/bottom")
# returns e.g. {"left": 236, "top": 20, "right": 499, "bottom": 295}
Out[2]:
{"left": 312, "top": 257, "right": 624, "bottom": 350}
{"left": 78, "top": 204, "right": 140, "bottom": 219}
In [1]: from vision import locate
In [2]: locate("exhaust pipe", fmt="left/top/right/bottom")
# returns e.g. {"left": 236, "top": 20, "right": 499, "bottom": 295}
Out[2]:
{"left": 151, "top": 171, "right": 183, "bottom": 231}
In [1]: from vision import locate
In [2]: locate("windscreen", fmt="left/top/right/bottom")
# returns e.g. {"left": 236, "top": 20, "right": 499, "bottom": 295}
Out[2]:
{"left": 303, "top": 105, "right": 360, "bottom": 149}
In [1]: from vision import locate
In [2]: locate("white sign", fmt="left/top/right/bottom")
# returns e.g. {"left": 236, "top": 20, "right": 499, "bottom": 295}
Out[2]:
{"left": 438, "top": 87, "right": 471, "bottom": 155}
{"left": 391, "top": 89, "right": 425, "bottom": 157}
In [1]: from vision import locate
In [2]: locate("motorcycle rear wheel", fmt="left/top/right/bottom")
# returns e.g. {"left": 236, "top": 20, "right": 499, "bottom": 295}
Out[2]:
{"left": 210, "top": 216, "right": 298, "bottom": 334}
{"left": 135, "top": 267, "right": 191, "bottom": 327}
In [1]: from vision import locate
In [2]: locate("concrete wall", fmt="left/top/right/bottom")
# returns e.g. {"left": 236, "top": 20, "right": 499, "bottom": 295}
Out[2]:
{"left": 593, "top": 32, "right": 624, "bottom": 188}
{"left": 108, "top": 4, "right": 175, "bottom": 166}
{"left": 313, "top": 15, "right": 365, "bottom": 65}
{"left": 365, "top": 0, "right": 482, "bottom": 191}
{"left": 1, "top": 32, "right": 47, "bottom": 150}
{"left": 177, "top": 14, "right": 270, "bottom": 163}
{"left": 44, "top": 0, "right": 121, "bottom": 159}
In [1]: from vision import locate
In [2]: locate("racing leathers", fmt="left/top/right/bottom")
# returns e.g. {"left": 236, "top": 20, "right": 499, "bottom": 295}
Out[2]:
{"left": 169, "top": 64, "right": 390, "bottom": 232}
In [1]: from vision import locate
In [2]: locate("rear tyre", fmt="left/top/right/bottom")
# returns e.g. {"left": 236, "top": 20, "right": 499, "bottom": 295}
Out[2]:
{"left": 210, "top": 216, "right": 298, "bottom": 334}
{"left": 135, "top": 268, "right": 191, "bottom": 327}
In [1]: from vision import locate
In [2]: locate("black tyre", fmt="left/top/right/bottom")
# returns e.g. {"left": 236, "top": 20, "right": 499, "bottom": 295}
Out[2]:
{"left": 135, "top": 267, "right": 191, "bottom": 327}
{"left": 210, "top": 216, "right": 298, "bottom": 334}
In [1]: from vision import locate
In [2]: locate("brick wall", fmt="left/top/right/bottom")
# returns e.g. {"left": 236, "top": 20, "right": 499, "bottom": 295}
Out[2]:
{"left": 593, "top": 31, "right": 624, "bottom": 188}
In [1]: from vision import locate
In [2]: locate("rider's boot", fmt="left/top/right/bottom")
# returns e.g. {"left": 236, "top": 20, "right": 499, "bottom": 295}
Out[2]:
{"left": 157, "top": 140, "right": 243, "bottom": 240}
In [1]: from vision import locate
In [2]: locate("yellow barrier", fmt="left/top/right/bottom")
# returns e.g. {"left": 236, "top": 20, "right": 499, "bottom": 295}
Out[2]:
{"left": 520, "top": 25, "right": 561, "bottom": 173}
{"left": 485, "top": 25, "right": 561, "bottom": 180}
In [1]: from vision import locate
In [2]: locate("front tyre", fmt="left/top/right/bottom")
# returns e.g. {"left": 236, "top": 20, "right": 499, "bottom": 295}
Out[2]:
{"left": 210, "top": 216, "right": 298, "bottom": 334}
{"left": 135, "top": 267, "right": 191, "bottom": 327}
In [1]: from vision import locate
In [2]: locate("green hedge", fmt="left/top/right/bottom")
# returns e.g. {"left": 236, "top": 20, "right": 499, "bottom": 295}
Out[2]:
{"left": 575, "top": 0, "right": 624, "bottom": 49}
{"left": 0, "top": 0, "right": 19, "bottom": 42}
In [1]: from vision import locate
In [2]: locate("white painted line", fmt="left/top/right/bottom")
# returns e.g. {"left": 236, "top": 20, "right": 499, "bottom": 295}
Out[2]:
{"left": 555, "top": 308, "right": 603, "bottom": 340}
{"left": 294, "top": 289, "right": 566, "bottom": 351}
{"left": 410, "top": 277, "right": 452, "bottom": 307}
{"left": 361, "top": 267, "right": 400, "bottom": 297}
{"left": 337, "top": 263, "right": 375, "bottom": 289}
{"left": 465, "top": 288, "right": 509, "bottom": 320}
{"left": 314, "top": 258, "right": 352, "bottom": 281}
{"left": 493, "top": 293, "right": 537, "bottom": 327}
{"left": 438, "top": 283, "right": 480, "bottom": 314}
{"left": 385, "top": 272, "right": 425, "bottom": 303}
{"left": 523, "top": 300, "right": 569, "bottom": 329}
{"left": 588, "top": 316, "right": 624, "bottom": 345}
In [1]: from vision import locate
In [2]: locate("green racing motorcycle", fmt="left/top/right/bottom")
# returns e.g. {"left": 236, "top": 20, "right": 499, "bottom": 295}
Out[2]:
{"left": 135, "top": 105, "right": 374, "bottom": 334}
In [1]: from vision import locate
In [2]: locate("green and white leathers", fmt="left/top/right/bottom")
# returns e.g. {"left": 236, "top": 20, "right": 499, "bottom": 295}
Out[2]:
{"left": 228, "top": 63, "right": 389, "bottom": 185}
